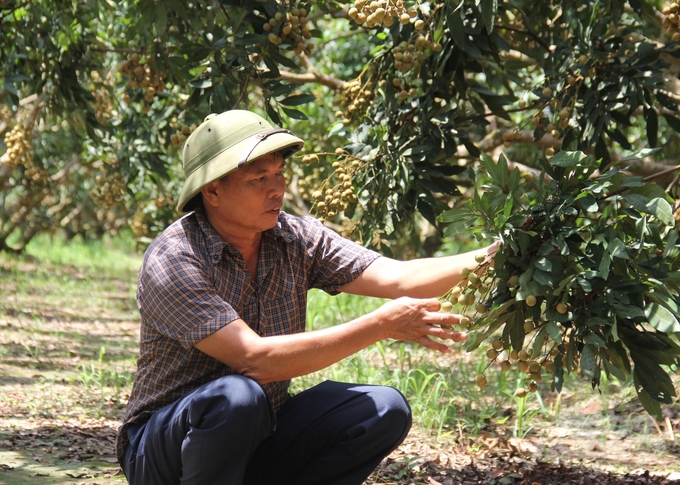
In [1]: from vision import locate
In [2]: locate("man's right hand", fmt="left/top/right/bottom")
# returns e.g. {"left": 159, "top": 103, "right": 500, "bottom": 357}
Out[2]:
{"left": 372, "top": 297, "right": 467, "bottom": 354}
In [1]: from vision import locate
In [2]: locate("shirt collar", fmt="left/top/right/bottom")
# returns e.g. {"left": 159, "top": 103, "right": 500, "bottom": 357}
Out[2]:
{"left": 193, "top": 209, "right": 294, "bottom": 265}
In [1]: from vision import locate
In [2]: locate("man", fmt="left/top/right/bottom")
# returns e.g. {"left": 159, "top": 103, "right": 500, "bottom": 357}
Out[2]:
{"left": 116, "top": 109, "right": 497, "bottom": 485}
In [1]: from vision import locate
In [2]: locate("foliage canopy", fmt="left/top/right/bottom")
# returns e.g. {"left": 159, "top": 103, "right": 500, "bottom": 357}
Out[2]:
{"left": 2, "top": 0, "right": 680, "bottom": 416}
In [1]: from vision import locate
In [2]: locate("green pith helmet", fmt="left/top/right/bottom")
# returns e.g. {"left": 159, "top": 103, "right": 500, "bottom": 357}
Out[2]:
{"left": 176, "top": 110, "right": 304, "bottom": 213}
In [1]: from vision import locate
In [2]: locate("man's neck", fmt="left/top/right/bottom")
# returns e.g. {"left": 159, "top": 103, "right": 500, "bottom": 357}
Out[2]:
{"left": 204, "top": 211, "right": 262, "bottom": 281}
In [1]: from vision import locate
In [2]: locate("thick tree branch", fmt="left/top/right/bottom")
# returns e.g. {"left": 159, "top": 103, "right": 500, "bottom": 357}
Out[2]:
{"left": 279, "top": 54, "right": 347, "bottom": 91}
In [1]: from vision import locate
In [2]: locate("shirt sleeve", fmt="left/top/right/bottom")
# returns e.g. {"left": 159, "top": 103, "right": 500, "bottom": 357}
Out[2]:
{"left": 137, "top": 240, "right": 240, "bottom": 349}
{"left": 289, "top": 215, "right": 381, "bottom": 294}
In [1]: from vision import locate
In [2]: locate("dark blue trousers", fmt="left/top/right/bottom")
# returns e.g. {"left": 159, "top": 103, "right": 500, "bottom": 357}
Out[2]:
{"left": 121, "top": 375, "right": 412, "bottom": 485}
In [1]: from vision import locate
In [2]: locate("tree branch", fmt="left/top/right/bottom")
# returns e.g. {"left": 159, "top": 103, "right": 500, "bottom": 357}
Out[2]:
{"left": 279, "top": 54, "right": 347, "bottom": 91}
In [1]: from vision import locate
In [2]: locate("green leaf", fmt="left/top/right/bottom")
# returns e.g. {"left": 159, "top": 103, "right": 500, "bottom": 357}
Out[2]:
{"left": 646, "top": 197, "right": 674, "bottom": 225}
{"left": 619, "top": 147, "right": 662, "bottom": 162}
{"left": 622, "top": 193, "right": 649, "bottom": 213}
{"left": 211, "top": 83, "right": 228, "bottom": 113}
{"left": 282, "top": 107, "right": 308, "bottom": 120}
{"left": 480, "top": 152, "right": 507, "bottom": 187}
{"left": 443, "top": 215, "right": 479, "bottom": 237}
{"left": 645, "top": 107, "right": 658, "bottom": 148}
{"left": 549, "top": 150, "right": 587, "bottom": 167}
{"left": 535, "top": 257, "right": 552, "bottom": 272}
{"left": 154, "top": 3, "right": 168, "bottom": 36}
{"left": 577, "top": 193, "right": 599, "bottom": 212}
{"left": 608, "top": 238, "right": 629, "bottom": 259}
{"left": 440, "top": 207, "right": 474, "bottom": 223}
{"left": 645, "top": 302, "right": 680, "bottom": 333}
{"left": 580, "top": 344, "right": 597, "bottom": 379}
{"left": 613, "top": 303, "right": 645, "bottom": 319}
{"left": 189, "top": 79, "right": 213, "bottom": 89}
{"left": 446, "top": 1, "right": 465, "bottom": 49}
{"left": 478, "top": 0, "right": 498, "bottom": 34}
{"left": 637, "top": 387, "right": 663, "bottom": 421}
{"left": 632, "top": 355, "right": 676, "bottom": 404}
{"left": 663, "top": 113, "right": 680, "bottom": 132}
{"left": 584, "top": 329, "right": 607, "bottom": 346}
{"left": 280, "top": 94, "right": 316, "bottom": 106}
{"left": 546, "top": 321, "right": 562, "bottom": 343}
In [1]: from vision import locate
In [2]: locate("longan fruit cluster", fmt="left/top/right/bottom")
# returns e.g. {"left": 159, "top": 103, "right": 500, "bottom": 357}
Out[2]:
{"left": 348, "top": 0, "right": 422, "bottom": 29}
{"left": 90, "top": 172, "right": 127, "bottom": 208}
{"left": 440, "top": 254, "right": 494, "bottom": 327}
{"left": 170, "top": 123, "right": 197, "bottom": 146}
{"left": 117, "top": 53, "right": 167, "bottom": 113}
{"left": 336, "top": 76, "right": 376, "bottom": 124}
{"left": 263, "top": 5, "right": 314, "bottom": 56}
{"left": 130, "top": 208, "right": 150, "bottom": 239}
{"left": 393, "top": 35, "right": 439, "bottom": 74}
{"left": 310, "top": 149, "right": 361, "bottom": 222}
{"left": 662, "top": 2, "right": 680, "bottom": 42}
{"left": 475, "top": 333, "right": 564, "bottom": 395}
{"left": 4, "top": 123, "right": 34, "bottom": 168}
{"left": 90, "top": 71, "right": 114, "bottom": 126}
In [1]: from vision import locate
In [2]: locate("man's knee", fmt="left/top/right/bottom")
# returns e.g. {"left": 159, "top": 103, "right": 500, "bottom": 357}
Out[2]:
{"left": 370, "top": 386, "right": 412, "bottom": 440}
{"left": 192, "top": 374, "right": 270, "bottom": 419}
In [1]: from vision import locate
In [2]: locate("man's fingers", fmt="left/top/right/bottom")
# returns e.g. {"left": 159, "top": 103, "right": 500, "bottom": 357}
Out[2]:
{"left": 417, "top": 336, "right": 451, "bottom": 354}
{"left": 428, "top": 325, "right": 468, "bottom": 342}
{"left": 424, "top": 298, "right": 442, "bottom": 312}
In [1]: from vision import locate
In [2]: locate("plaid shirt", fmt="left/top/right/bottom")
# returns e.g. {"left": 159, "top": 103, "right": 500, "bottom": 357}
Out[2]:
{"left": 115, "top": 209, "right": 380, "bottom": 461}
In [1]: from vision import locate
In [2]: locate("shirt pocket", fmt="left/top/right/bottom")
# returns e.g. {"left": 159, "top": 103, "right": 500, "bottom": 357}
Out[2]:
{"left": 257, "top": 272, "right": 304, "bottom": 337}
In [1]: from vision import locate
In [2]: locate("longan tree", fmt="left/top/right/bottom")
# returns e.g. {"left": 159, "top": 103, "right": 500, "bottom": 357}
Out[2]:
{"left": 2, "top": 0, "right": 680, "bottom": 416}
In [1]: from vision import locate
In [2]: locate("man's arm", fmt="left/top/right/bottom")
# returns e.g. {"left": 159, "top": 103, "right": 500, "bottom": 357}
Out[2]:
{"left": 339, "top": 242, "right": 499, "bottom": 299}
{"left": 195, "top": 296, "right": 466, "bottom": 385}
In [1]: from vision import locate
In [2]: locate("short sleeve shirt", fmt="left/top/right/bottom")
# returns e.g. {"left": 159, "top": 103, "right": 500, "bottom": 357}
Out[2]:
{"left": 115, "top": 209, "right": 380, "bottom": 461}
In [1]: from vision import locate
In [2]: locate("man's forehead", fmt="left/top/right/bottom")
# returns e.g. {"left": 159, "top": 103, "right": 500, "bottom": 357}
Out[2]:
{"left": 242, "top": 152, "right": 285, "bottom": 172}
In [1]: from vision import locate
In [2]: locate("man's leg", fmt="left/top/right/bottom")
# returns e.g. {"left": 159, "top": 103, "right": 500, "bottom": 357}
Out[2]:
{"left": 244, "top": 381, "right": 412, "bottom": 485}
{"left": 121, "top": 375, "right": 274, "bottom": 485}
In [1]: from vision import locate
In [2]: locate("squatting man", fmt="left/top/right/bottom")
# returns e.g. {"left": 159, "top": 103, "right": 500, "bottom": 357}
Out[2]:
{"left": 116, "top": 109, "right": 498, "bottom": 485}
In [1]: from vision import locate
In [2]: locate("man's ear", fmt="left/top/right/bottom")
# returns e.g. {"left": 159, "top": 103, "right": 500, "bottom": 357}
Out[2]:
{"left": 201, "top": 182, "right": 221, "bottom": 208}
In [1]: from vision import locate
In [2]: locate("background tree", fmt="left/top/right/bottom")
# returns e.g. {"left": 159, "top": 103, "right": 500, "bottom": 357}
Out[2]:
{"left": 2, "top": 0, "right": 680, "bottom": 416}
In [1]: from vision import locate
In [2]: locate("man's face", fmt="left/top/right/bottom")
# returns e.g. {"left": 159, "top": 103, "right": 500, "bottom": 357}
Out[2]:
{"left": 205, "top": 152, "right": 286, "bottom": 234}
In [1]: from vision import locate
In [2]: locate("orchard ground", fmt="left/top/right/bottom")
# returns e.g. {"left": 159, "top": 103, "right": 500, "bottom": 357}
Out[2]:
{"left": 1, "top": 239, "right": 680, "bottom": 485}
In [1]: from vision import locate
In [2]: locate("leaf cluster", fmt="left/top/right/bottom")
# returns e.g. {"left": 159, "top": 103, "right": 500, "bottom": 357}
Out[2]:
{"left": 441, "top": 150, "right": 680, "bottom": 419}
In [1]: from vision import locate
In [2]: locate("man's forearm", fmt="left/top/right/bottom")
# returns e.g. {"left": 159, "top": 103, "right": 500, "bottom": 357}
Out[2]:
{"left": 342, "top": 243, "right": 497, "bottom": 300}
{"left": 195, "top": 297, "right": 464, "bottom": 385}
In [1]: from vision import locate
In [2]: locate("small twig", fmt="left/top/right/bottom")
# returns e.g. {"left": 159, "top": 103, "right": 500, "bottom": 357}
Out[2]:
{"left": 651, "top": 415, "right": 664, "bottom": 436}
{"left": 495, "top": 23, "right": 551, "bottom": 51}
{"left": 231, "top": 71, "right": 252, "bottom": 110}
{"left": 603, "top": 164, "right": 680, "bottom": 200}
{"left": 665, "top": 416, "right": 675, "bottom": 441}
{"left": 666, "top": 171, "right": 680, "bottom": 195}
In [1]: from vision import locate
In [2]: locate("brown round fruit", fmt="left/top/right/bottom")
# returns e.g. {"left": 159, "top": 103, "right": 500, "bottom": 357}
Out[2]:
{"left": 556, "top": 302, "right": 568, "bottom": 314}
{"left": 476, "top": 374, "right": 488, "bottom": 388}
{"left": 525, "top": 294, "right": 537, "bottom": 307}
